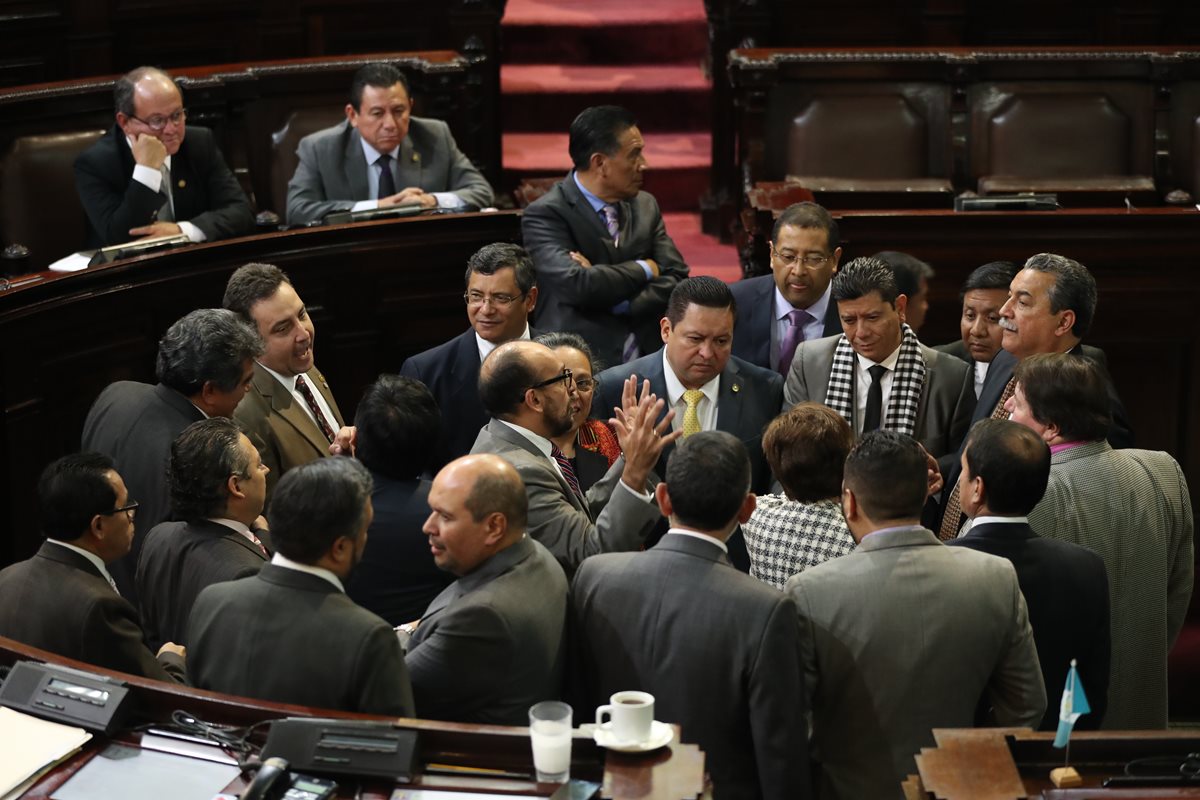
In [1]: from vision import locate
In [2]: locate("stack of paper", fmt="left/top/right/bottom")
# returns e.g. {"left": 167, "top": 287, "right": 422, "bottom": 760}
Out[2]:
{"left": 0, "top": 706, "right": 92, "bottom": 799}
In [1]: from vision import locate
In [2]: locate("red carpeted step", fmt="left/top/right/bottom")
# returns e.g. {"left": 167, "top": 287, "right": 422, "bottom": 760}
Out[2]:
{"left": 503, "top": 0, "right": 706, "bottom": 26}
{"left": 504, "top": 22, "right": 707, "bottom": 66}
{"left": 662, "top": 212, "right": 742, "bottom": 282}
{"left": 501, "top": 63, "right": 711, "bottom": 132}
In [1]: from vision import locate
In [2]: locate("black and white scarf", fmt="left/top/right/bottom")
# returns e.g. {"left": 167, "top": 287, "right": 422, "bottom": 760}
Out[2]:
{"left": 824, "top": 324, "right": 925, "bottom": 437}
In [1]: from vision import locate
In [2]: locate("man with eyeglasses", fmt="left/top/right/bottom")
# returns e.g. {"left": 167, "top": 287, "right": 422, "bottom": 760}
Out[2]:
{"left": 401, "top": 243, "right": 541, "bottom": 472}
{"left": 730, "top": 201, "right": 844, "bottom": 375}
{"left": 75, "top": 66, "right": 254, "bottom": 247}
{"left": 0, "top": 453, "right": 187, "bottom": 683}
{"left": 472, "top": 340, "right": 677, "bottom": 574}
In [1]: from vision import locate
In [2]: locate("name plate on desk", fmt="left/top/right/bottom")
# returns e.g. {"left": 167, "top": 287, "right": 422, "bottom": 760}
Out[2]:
{"left": 88, "top": 233, "right": 191, "bottom": 266}
{"left": 323, "top": 204, "right": 423, "bottom": 226}
{"left": 0, "top": 660, "right": 131, "bottom": 734}
{"left": 262, "top": 718, "right": 419, "bottom": 780}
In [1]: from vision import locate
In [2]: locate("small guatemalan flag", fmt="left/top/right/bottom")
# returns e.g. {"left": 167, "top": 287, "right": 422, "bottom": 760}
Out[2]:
{"left": 1053, "top": 659, "right": 1091, "bottom": 748}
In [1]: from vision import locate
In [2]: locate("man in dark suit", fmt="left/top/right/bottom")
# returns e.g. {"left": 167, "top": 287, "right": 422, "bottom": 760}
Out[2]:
{"left": 345, "top": 376, "right": 451, "bottom": 626}
{"left": 730, "top": 201, "right": 843, "bottom": 374}
{"left": 224, "top": 263, "right": 348, "bottom": 495}
{"left": 596, "top": 277, "right": 785, "bottom": 569}
{"left": 75, "top": 67, "right": 253, "bottom": 248}
{"left": 286, "top": 63, "right": 493, "bottom": 225}
{"left": 573, "top": 432, "right": 809, "bottom": 800}
{"left": 787, "top": 432, "right": 1045, "bottom": 799}
{"left": 522, "top": 105, "right": 689, "bottom": 366}
{"left": 471, "top": 340, "right": 674, "bottom": 573}
{"left": 136, "top": 418, "right": 271, "bottom": 651}
{"left": 82, "top": 308, "right": 262, "bottom": 600}
{"left": 188, "top": 458, "right": 415, "bottom": 716}
{"left": 948, "top": 418, "right": 1110, "bottom": 730}
{"left": 936, "top": 253, "right": 1132, "bottom": 537}
{"left": 784, "top": 257, "right": 975, "bottom": 473}
{"left": 401, "top": 243, "right": 540, "bottom": 471}
{"left": 934, "top": 261, "right": 1018, "bottom": 398}
{"left": 0, "top": 453, "right": 185, "bottom": 682}
{"left": 402, "top": 454, "right": 567, "bottom": 725}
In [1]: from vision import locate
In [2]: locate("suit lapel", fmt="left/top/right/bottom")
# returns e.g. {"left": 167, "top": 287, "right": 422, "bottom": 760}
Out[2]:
{"left": 344, "top": 127, "right": 370, "bottom": 200}
{"left": 489, "top": 421, "right": 590, "bottom": 517}
{"left": 396, "top": 136, "right": 420, "bottom": 190}
{"left": 715, "top": 359, "right": 746, "bottom": 438}
{"left": 562, "top": 172, "right": 616, "bottom": 256}
{"left": 451, "top": 329, "right": 481, "bottom": 397}
{"left": 198, "top": 519, "right": 269, "bottom": 560}
{"left": 254, "top": 365, "right": 333, "bottom": 455}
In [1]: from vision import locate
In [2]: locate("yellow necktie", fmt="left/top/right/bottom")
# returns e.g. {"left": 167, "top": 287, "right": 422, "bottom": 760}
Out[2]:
{"left": 682, "top": 389, "right": 704, "bottom": 437}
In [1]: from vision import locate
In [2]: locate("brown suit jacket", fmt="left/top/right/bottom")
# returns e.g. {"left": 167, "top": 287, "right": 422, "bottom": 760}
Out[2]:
{"left": 234, "top": 363, "right": 345, "bottom": 496}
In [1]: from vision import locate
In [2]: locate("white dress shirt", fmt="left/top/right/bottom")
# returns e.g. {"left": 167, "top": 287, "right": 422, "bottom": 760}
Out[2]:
{"left": 46, "top": 539, "right": 118, "bottom": 592}
{"left": 476, "top": 324, "right": 531, "bottom": 362}
{"left": 853, "top": 345, "right": 901, "bottom": 435}
{"left": 665, "top": 527, "right": 728, "bottom": 554}
{"left": 662, "top": 349, "right": 720, "bottom": 433}
{"left": 270, "top": 552, "right": 344, "bottom": 592}
{"left": 973, "top": 360, "right": 990, "bottom": 399}
{"left": 351, "top": 137, "right": 464, "bottom": 211}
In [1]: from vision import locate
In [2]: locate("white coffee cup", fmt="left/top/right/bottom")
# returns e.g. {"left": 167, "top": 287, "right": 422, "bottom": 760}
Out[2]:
{"left": 595, "top": 690, "right": 654, "bottom": 745}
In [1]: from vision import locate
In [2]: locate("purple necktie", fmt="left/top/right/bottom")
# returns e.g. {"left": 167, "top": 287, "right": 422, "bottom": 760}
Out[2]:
{"left": 601, "top": 204, "right": 619, "bottom": 245}
{"left": 551, "top": 444, "right": 585, "bottom": 505}
{"left": 777, "top": 308, "right": 812, "bottom": 375}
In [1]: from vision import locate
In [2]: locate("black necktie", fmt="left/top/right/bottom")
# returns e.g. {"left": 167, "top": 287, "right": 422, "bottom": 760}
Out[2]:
{"left": 377, "top": 154, "right": 395, "bottom": 198}
{"left": 862, "top": 364, "right": 887, "bottom": 432}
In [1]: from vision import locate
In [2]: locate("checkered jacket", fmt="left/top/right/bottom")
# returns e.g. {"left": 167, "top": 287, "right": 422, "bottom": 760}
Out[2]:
{"left": 743, "top": 495, "right": 857, "bottom": 589}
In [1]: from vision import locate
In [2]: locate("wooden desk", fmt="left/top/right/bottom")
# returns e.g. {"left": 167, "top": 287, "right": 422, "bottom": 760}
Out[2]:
{"left": 0, "top": 636, "right": 705, "bottom": 799}
{"left": 0, "top": 210, "right": 522, "bottom": 568}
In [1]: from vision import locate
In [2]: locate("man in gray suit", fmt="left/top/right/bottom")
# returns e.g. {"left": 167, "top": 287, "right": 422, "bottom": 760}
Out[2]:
{"left": 471, "top": 339, "right": 675, "bottom": 573}
{"left": 401, "top": 454, "right": 567, "bottom": 725}
{"left": 784, "top": 257, "right": 975, "bottom": 471}
{"left": 573, "top": 431, "right": 810, "bottom": 800}
{"left": 522, "top": 105, "right": 689, "bottom": 366}
{"left": 286, "top": 63, "right": 493, "bottom": 225}
{"left": 188, "top": 458, "right": 414, "bottom": 717}
{"left": 1007, "top": 354, "right": 1193, "bottom": 730}
{"left": 137, "top": 418, "right": 271, "bottom": 651}
{"left": 786, "top": 431, "right": 1045, "bottom": 799}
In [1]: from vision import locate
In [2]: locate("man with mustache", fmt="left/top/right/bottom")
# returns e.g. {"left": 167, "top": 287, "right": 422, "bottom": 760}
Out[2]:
{"left": 75, "top": 66, "right": 253, "bottom": 247}
{"left": 522, "top": 105, "right": 689, "bottom": 367}
{"left": 223, "top": 262, "right": 350, "bottom": 496}
{"left": 596, "top": 277, "right": 785, "bottom": 570}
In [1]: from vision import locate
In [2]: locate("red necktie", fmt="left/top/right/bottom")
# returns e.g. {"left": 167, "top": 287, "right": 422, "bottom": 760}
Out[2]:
{"left": 295, "top": 374, "right": 335, "bottom": 443}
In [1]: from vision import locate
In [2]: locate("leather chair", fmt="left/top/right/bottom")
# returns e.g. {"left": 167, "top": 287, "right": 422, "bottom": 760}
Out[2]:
{"left": 0, "top": 130, "right": 104, "bottom": 271}
{"left": 267, "top": 107, "right": 345, "bottom": 221}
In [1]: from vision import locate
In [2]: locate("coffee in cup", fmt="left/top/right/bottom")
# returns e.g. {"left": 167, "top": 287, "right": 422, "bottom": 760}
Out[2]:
{"left": 595, "top": 690, "right": 654, "bottom": 744}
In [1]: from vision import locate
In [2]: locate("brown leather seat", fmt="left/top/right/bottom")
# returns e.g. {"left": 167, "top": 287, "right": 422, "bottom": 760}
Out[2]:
{"left": 0, "top": 130, "right": 104, "bottom": 270}
{"left": 267, "top": 108, "right": 346, "bottom": 219}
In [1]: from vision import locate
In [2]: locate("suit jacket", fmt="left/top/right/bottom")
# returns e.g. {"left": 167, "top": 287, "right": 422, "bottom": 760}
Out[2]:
{"left": 783, "top": 335, "right": 975, "bottom": 467}
{"left": 573, "top": 534, "right": 810, "bottom": 800}
{"left": 407, "top": 536, "right": 567, "bottom": 725}
{"left": 188, "top": 564, "right": 414, "bottom": 716}
{"left": 470, "top": 419, "right": 660, "bottom": 574}
{"left": 82, "top": 381, "right": 205, "bottom": 600}
{"left": 729, "top": 274, "right": 841, "bottom": 371}
{"left": 522, "top": 172, "right": 689, "bottom": 366}
{"left": 786, "top": 526, "right": 1045, "bottom": 800}
{"left": 234, "top": 363, "right": 345, "bottom": 496}
{"left": 345, "top": 474, "right": 451, "bottom": 627}
{"left": 595, "top": 350, "right": 784, "bottom": 495}
{"left": 75, "top": 124, "right": 253, "bottom": 248}
{"left": 949, "top": 521, "right": 1111, "bottom": 730}
{"left": 399, "top": 326, "right": 541, "bottom": 472}
{"left": 0, "top": 542, "right": 185, "bottom": 682}
{"left": 1026, "top": 441, "right": 1193, "bottom": 730}
{"left": 286, "top": 118, "right": 493, "bottom": 225}
{"left": 135, "top": 519, "right": 268, "bottom": 651}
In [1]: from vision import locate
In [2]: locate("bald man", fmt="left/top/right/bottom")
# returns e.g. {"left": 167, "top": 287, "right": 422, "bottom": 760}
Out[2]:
{"left": 471, "top": 339, "right": 675, "bottom": 574}
{"left": 75, "top": 66, "right": 253, "bottom": 247}
{"left": 401, "top": 454, "right": 568, "bottom": 725}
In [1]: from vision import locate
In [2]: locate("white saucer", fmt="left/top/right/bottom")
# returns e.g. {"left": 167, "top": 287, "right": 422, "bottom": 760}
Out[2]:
{"left": 592, "top": 720, "right": 674, "bottom": 752}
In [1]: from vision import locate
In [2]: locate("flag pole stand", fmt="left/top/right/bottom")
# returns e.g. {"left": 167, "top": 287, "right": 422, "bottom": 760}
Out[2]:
{"left": 1049, "top": 767, "right": 1082, "bottom": 788}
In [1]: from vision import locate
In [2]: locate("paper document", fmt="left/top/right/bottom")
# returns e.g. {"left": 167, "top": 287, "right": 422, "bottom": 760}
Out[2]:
{"left": 0, "top": 706, "right": 92, "bottom": 799}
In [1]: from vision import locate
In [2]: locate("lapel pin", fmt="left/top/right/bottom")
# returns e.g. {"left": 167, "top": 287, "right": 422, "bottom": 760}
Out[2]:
{"left": 177, "top": 179, "right": 186, "bottom": 188}
{"left": 412, "top": 153, "right": 420, "bottom": 163}
{"left": 732, "top": 382, "right": 741, "bottom": 393}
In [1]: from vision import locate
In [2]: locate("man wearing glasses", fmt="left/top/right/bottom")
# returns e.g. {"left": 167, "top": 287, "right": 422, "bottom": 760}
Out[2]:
{"left": 730, "top": 201, "right": 844, "bottom": 375}
{"left": 401, "top": 243, "right": 540, "bottom": 472}
{"left": 0, "top": 453, "right": 186, "bottom": 683}
{"left": 75, "top": 66, "right": 254, "bottom": 247}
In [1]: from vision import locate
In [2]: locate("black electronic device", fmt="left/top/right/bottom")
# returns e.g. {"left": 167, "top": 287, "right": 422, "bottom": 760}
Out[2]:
{"left": 261, "top": 718, "right": 419, "bottom": 780}
{"left": 87, "top": 232, "right": 191, "bottom": 265}
{"left": 241, "top": 757, "right": 338, "bottom": 800}
{"left": 0, "top": 660, "right": 132, "bottom": 734}
{"left": 323, "top": 203, "right": 423, "bottom": 225}
{"left": 954, "top": 194, "right": 1059, "bottom": 212}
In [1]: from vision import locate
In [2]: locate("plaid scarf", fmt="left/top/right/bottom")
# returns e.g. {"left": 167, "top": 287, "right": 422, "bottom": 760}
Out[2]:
{"left": 824, "top": 324, "right": 925, "bottom": 437}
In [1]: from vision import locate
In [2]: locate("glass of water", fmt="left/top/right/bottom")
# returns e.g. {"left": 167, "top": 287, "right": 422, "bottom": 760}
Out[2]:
{"left": 528, "top": 700, "right": 573, "bottom": 783}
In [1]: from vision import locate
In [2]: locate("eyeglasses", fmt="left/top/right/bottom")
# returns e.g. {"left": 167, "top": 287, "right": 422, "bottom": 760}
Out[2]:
{"left": 129, "top": 108, "right": 187, "bottom": 132}
{"left": 526, "top": 369, "right": 574, "bottom": 397}
{"left": 772, "top": 248, "right": 832, "bottom": 269}
{"left": 100, "top": 501, "right": 139, "bottom": 521}
{"left": 464, "top": 291, "right": 525, "bottom": 308}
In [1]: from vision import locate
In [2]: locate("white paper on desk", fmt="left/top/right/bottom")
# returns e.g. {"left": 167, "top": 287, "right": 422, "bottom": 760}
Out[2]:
{"left": 51, "top": 744, "right": 240, "bottom": 800}
{"left": 0, "top": 707, "right": 92, "bottom": 798}
{"left": 47, "top": 252, "right": 92, "bottom": 272}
